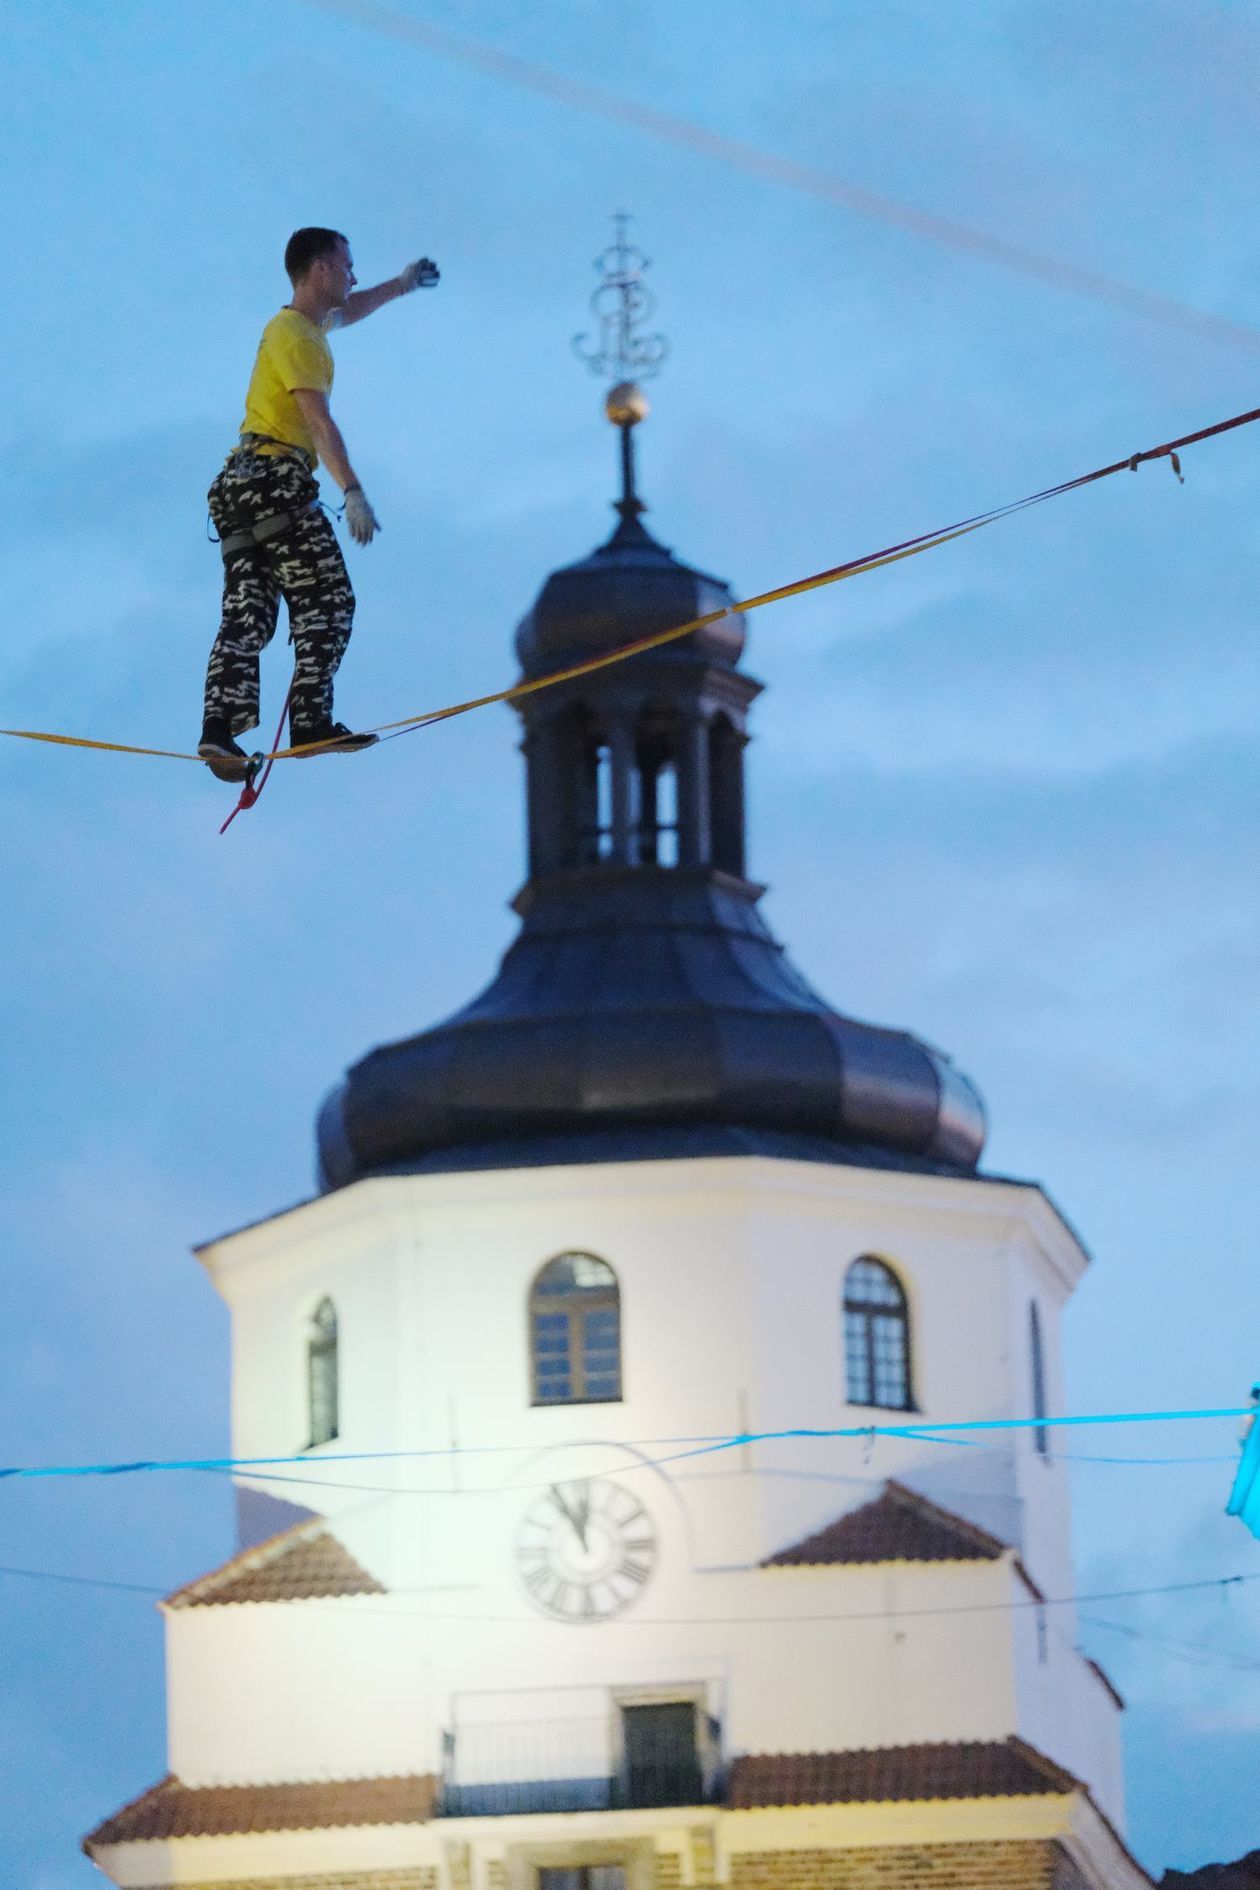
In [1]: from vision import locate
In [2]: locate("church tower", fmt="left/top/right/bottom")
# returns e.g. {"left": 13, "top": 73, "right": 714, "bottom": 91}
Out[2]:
{"left": 86, "top": 228, "right": 1149, "bottom": 1890}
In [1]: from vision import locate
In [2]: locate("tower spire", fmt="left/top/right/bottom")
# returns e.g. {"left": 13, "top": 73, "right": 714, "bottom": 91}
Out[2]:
{"left": 573, "top": 212, "right": 668, "bottom": 530}
{"left": 313, "top": 223, "right": 987, "bottom": 1191}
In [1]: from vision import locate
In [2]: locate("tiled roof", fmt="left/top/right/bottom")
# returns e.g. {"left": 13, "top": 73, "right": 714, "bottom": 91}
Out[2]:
{"left": 728, "top": 1738, "right": 1080, "bottom": 1808}
{"left": 84, "top": 1773, "right": 439, "bottom": 1848}
{"left": 164, "top": 1521, "right": 385, "bottom": 1608}
{"left": 1162, "top": 1856, "right": 1260, "bottom": 1889}
{"left": 763, "top": 1480, "right": 1007, "bottom": 1567}
{"left": 1085, "top": 1653, "right": 1125, "bottom": 1711}
{"left": 85, "top": 1740, "right": 1082, "bottom": 1847}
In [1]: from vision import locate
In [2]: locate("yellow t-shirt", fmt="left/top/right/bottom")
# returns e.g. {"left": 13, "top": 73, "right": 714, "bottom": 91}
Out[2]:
{"left": 240, "top": 307, "right": 334, "bottom": 459}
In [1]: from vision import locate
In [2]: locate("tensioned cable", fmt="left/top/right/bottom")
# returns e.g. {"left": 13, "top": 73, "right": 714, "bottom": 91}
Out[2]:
{"left": 297, "top": 0, "right": 1260, "bottom": 360}
{"left": 2, "top": 402, "right": 1257, "bottom": 779}
{"left": 0, "top": 1402, "right": 1250, "bottom": 1484}
{"left": 1, "top": 1558, "right": 1255, "bottom": 1640}
{"left": 175, "top": 1444, "right": 1236, "bottom": 1503}
{"left": 210, "top": 1570, "right": 1260, "bottom": 1631}
{"left": 1080, "top": 1614, "right": 1260, "bottom": 1674}
{"left": 0, "top": 1558, "right": 1255, "bottom": 1631}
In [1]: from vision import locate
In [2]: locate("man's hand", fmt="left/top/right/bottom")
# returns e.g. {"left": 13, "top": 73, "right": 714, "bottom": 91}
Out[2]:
{"left": 344, "top": 487, "right": 380, "bottom": 547}
{"left": 399, "top": 257, "right": 440, "bottom": 293}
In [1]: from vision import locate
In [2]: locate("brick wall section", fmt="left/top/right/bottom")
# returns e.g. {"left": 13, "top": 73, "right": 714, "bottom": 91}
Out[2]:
{"left": 731, "top": 1841, "right": 1061, "bottom": 1889}
{"left": 152, "top": 1874, "right": 439, "bottom": 1890}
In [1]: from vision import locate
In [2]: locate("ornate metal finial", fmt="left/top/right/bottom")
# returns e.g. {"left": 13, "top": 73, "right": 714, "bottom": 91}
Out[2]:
{"left": 573, "top": 212, "right": 669, "bottom": 396}
{"left": 574, "top": 214, "right": 668, "bottom": 530}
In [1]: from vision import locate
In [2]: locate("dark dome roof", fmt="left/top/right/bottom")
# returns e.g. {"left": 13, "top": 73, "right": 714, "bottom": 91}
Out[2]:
{"left": 317, "top": 437, "right": 988, "bottom": 1193}
{"left": 515, "top": 511, "right": 746, "bottom": 679}
{"left": 317, "top": 873, "right": 986, "bottom": 1190}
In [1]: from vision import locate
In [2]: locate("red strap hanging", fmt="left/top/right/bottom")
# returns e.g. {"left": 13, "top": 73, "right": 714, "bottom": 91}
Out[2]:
{"left": 219, "top": 682, "right": 294, "bottom": 835}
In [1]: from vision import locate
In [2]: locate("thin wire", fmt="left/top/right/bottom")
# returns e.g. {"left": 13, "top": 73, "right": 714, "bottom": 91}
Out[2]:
{"left": 279, "top": 1570, "right": 1260, "bottom": 1630}
{"left": 183, "top": 1454, "right": 1002, "bottom": 1501}
{"left": 297, "top": 0, "right": 1260, "bottom": 358}
{"left": 200, "top": 1446, "right": 1242, "bottom": 1500}
{"left": 1, "top": 1403, "right": 1250, "bottom": 1484}
{"left": 1, "top": 1558, "right": 1254, "bottom": 1629}
{"left": 0, "top": 1561, "right": 164, "bottom": 1597}
{"left": 879, "top": 1431, "right": 1242, "bottom": 1466}
{"left": 1049, "top": 1452, "right": 1241, "bottom": 1467}
{"left": 1080, "top": 1613, "right": 1260, "bottom": 1674}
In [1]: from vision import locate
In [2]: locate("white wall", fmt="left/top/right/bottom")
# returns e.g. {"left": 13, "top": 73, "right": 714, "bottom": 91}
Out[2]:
{"left": 184, "top": 1153, "right": 1122, "bottom": 1822}
{"left": 166, "top": 1598, "right": 435, "bottom": 1786}
{"left": 206, "top": 1157, "right": 1086, "bottom": 1579}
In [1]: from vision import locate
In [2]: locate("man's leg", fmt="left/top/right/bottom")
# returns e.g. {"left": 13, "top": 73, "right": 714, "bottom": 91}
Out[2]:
{"left": 271, "top": 505, "right": 357, "bottom": 739}
{"left": 202, "top": 455, "right": 283, "bottom": 740}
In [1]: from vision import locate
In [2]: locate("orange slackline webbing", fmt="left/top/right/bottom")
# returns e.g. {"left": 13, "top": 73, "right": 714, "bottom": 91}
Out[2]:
{"left": 3, "top": 402, "right": 1258, "bottom": 775}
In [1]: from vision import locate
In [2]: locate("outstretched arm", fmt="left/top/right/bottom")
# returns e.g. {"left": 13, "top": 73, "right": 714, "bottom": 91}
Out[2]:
{"left": 337, "top": 274, "right": 407, "bottom": 328}
{"left": 337, "top": 257, "right": 440, "bottom": 329}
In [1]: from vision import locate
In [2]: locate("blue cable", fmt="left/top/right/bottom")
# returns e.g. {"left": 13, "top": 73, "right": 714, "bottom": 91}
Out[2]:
{"left": 0, "top": 1404, "right": 1251, "bottom": 1483}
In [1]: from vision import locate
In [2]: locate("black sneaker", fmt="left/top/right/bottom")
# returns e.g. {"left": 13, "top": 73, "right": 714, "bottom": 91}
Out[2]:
{"left": 198, "top": 719, "right": 250, "bottom": 784}
{"left": 290, "top": 719, "right": 379, "bottom": 756}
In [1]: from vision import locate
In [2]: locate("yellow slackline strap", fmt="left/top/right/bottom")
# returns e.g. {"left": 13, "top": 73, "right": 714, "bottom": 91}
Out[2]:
{"left": 4, "top": 398, "right": 1258, "bottom": 768}
{"left": 0, "top": 727, "right": 204, "bottom": 762}
{"left": 364, "top": 522, "right": 986, "bottom": 743}
{"left": 0, "top": 522, "right": 984, "bottom": 764}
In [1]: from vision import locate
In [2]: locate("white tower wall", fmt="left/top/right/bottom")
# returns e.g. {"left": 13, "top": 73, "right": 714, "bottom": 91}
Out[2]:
{"left": 188, "top": 1153, "right": 1120, "bottom": 1824}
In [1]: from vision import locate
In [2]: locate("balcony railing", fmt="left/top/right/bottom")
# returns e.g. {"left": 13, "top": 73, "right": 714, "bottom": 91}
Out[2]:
{"left": 441, "top": 1712, "right": 717, "bottom": 1818}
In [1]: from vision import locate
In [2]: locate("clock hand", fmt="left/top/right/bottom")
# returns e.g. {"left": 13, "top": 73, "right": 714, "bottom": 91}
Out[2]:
{"left": 548, "top": 1483, "right": 588, "bottom": 1549}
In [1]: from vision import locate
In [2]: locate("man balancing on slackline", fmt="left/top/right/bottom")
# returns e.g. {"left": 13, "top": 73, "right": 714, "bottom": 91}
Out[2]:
{"left": 198, "top": 227, "right": 439, "bottom": 783}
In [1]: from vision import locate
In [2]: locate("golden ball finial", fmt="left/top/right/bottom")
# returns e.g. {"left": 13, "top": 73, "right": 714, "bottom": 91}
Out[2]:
{"left": 605, "top": 380, "right": 650, "bottom": 427}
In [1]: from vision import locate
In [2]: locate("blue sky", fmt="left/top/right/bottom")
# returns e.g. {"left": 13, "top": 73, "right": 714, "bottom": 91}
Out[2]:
{"left": 3, "top": 1, "right": 1260, "bottom": 1881}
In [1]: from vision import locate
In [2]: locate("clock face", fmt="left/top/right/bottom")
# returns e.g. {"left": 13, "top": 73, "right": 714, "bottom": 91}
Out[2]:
{"left": 516, "top": 1477, "right": 657, "bottom": 1623}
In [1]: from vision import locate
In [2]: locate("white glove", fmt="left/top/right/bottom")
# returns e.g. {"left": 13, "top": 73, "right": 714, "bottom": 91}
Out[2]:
{"left": 343, "top": 487, "right": 380, "bottom": 546}
{"left": 399, "top": 256, "right": 440, "bottom": 292}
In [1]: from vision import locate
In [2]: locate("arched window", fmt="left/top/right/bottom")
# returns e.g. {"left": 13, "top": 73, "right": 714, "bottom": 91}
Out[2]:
{"left": 843, "top": 1257, "right": 913, "bottom": 1411}
{"left": 1030, "top": 1302, "right": 1049, "bottom": 1457}
{"left": 306, "top": 1297, "right": 339, "bottom": 1447}
{"left": 530, "top": 1253, "right": 622, "bottom": 1405}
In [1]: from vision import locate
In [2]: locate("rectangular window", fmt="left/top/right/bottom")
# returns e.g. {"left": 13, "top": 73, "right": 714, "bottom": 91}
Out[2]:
{"left": 844, "top": 1311, "right": 872, "bottom": 1404}
{"left": 533, "top": 1312, "right": 573, "bottom": 1401}
{"left": 581, "top": 1306, "right": 621, "bottom": 1399}
{"left": 871, "top": 1311, "right": 908, "bottom": 1408}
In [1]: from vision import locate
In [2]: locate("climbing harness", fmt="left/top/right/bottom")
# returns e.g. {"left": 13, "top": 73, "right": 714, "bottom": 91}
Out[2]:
{"left": 216, "top": 501, "right": 320, "bottom": 559}
{"left": 231, "top": 431, "right": 318, "bottom": 469}
{"left": 3, "top": 399, "right": 1260, "bottom": 833}
{"left": 210, "top": 433, "right": 322, "bottom": 556}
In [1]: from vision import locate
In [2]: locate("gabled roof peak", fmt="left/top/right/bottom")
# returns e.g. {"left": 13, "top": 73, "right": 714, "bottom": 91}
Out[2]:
{"left": 763, "top": 1478, "right": 1009, "bottom": 1568}
{"left": 164, "top": 1519, "right": 384, "bottom": 1609}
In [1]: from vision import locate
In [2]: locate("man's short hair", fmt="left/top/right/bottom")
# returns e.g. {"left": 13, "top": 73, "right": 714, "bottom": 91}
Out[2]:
{"left": 284, "top": 227, "right": 347, "bottom": 284}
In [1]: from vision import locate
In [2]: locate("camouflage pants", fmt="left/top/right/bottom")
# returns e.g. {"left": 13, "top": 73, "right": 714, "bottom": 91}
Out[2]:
{"left": 203, "top": 448, "right": 354, "bottom": 736}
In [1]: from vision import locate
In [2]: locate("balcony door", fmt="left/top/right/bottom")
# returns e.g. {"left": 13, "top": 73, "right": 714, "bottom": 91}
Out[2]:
{"left": 538, "top": 1871, "right": 625, "bottom": 1890}
{"left": 620, "top": 1701, "right": 702, "bottom": 1808}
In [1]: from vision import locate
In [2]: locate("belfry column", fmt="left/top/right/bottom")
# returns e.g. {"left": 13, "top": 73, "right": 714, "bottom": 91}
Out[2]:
{"left": 677, "top": 715, "right": 712, "bottom": 867}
